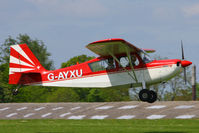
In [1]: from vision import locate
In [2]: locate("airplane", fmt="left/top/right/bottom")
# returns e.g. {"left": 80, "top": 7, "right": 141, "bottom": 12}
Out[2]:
{"left": 8, "top": 38, "right": 192, "bottom": 103}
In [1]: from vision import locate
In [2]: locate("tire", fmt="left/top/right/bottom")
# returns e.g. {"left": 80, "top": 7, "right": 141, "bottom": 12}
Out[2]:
{"left": 147, "top": 90, "right": 157, "bottom": 103}
{"left": 13, "top": 91, "right": 18, "bottom": 95}
{"left": 139, "top": 89, "right": 150, "bottom": 102}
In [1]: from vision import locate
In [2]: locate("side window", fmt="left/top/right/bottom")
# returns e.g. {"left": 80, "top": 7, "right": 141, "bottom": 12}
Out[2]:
{"left": 89, "top": 60, "right": 107, "bottom": 72}
{"left": 89, "top": 58, "right": 116, "bottom": 72}
{"left": 106, "top": 58, "right": 116, "bottom": 70}
{"left": 119, "top": 56, "right": 129, "bottom": 67}
{"left": 131, "top": 55, "right": 139, "bottom": 66}
{"left": 119, "top": 55, "right": 139, "bottom": 68}
{"left": 139, "top": 50, "right": 152, "bottom": 64}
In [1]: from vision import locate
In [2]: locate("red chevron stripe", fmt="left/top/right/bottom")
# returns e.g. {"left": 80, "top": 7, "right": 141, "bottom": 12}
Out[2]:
{"left": 19, "top": 44, "right": 41, "bottom": 66}
{"left": 10, "top": 47, "right": 35, "bottom": 66}
{"left": 9, "top": 63, "right": 34, "bottom": 69}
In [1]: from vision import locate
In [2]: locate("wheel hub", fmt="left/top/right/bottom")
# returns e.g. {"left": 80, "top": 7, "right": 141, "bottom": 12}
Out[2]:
{"left": 142, "top": 93, "right": 148, "bottom": 99}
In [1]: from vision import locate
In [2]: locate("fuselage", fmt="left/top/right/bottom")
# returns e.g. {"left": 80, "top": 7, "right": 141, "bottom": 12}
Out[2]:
{"left": 25, "top": 57, "right": 184, "bottom": 89}
{"left": 9, "top": 43, "right": 192, "bottom": 89}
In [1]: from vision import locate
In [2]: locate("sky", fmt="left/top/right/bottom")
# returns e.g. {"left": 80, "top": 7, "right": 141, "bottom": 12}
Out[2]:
{"left": 0, "top": 0, "right": 199, "bottom": 78}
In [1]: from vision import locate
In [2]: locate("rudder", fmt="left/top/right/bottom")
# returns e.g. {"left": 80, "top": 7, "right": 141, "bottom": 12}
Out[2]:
{"left": 9, "top": 44, "right": 45, "bottom": 84}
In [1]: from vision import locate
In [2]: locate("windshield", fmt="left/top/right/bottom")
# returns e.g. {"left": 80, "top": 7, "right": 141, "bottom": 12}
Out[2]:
{"left": 140, "top": 50, "right": 152, "bottom": 63}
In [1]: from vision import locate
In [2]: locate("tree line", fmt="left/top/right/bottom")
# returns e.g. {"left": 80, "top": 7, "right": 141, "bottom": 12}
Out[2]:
{"left": 0, "top": 34, "right": 197, "bottom": 103}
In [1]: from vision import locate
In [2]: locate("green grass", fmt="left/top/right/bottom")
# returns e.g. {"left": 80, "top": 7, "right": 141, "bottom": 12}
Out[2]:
{"left": 0, "top": 119, "right": 199, "bottom": 133}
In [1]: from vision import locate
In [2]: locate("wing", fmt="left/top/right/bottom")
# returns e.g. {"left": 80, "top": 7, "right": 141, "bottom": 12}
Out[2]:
{"left": 86, "top": 38, "right": 141, "bottom": 57}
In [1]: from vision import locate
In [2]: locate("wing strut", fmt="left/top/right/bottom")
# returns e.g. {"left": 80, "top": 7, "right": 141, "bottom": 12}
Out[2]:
{"left": 125, "top": 46, "right": 138, "bottom": 83}
{"left": 108, "top": 49, "right": 138, "bottom": 83}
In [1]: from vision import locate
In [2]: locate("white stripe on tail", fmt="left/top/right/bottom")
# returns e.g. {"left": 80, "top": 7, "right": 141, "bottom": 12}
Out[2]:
{"left": 9, "top": 44, "right": 46, "bottom": 84}
{"left": 11, "top": 44, "right": 35, "bottom": 65}
{"left": 10, "top": 55, "right": 34, "bottom": 68}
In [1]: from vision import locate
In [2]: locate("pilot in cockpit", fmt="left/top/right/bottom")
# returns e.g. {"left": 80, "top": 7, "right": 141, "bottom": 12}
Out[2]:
{"left": 130, "top": 55, "right": 136, "bottom": 66}
{"left": 106, "top": 58, "right": 115, "bottom": 70}
{"left": 125, "top": 55, "right": 137, "bottom": 67}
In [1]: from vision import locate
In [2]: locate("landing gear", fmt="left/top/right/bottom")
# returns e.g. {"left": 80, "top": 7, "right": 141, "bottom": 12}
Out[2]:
{"left": 139, "top": 89, "right": 157, "bottom": 103}
{"left": 139, "top": 89, "right": 150, "bottom": 102}
{"left": 147, "top": 90, "right": 157, "bottom": 103}
{"left": 13, "top": 85, "right": 21, "bottom": 95}
{"left": 13, "top": 88, "right": 19, "bottom": 95}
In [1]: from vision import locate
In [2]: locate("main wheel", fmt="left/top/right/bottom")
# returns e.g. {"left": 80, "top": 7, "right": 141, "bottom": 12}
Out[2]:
{"left": 147, "top": 90, "right": 157, "bottom": 103}
{"left": 139, "top": 89, "right": 151, "bottom": 102}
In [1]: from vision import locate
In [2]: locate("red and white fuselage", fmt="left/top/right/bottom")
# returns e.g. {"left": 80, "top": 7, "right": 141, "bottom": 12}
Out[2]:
{"left": 8, "top": 39, "right": 192, "bottom": 89}
{"left": 35, "top": 59, "right": 183, "bottom": 88}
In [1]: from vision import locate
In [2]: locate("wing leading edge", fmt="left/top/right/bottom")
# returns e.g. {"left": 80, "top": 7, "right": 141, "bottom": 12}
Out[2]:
{"left": 86, "top": 38, "right": 155, "bottom": 57}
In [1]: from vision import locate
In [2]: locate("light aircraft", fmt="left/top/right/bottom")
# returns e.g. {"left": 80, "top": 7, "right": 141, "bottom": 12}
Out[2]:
{"left": 8, "top": 38, "right": 192, "bottom": 103}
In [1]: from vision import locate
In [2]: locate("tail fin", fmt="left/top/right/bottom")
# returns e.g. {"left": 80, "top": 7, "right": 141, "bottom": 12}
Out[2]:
{"left": 9, "top": 44, "right": 45, "bottom": 84}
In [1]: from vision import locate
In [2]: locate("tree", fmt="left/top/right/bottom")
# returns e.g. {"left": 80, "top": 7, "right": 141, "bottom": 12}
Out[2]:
{"left": 0, "top": 34, "right": 54, "bottom": 70}
{"left": 0, "top": 63, "right": 15, "bottom": 102}
{"left": 61, "top": 54, "right": 95, "bottom": 68}
{"left": 47, "top": 88, "right": 80, "bottom": 102}
{"left": 0, "top": 34, "right": 54, "bottom": 103}
{"left": 87, "top": 89, "right": 103, "bottom": 102}
{"left": 196, "top": 83, "right": 199, "bottom": 100}
{"left": 98, "top": 88, "right": 130, "bottom": 102}
{"left": 12, "top": 86, "right": 53, "bottom": 103}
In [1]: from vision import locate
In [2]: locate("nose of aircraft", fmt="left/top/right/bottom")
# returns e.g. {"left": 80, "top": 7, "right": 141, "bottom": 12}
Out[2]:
{"left": 181, "top": 60, "right": 192, "bottom": 67}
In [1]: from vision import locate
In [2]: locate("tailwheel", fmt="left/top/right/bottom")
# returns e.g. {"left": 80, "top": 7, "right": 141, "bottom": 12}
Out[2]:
{"left": 147, "top": 90, "right": 157, "bottom": 103}
{"left": 13, "top": 85, "right": 21, "bottom": 95}
{"left": 13, "top": 89, "right": 19, "bottom": 95}
{"left": 139, "top": 89, "right": 157, "bottom": 103}
{"left": 139, "top": 89, "right": 151, "bottom": 102}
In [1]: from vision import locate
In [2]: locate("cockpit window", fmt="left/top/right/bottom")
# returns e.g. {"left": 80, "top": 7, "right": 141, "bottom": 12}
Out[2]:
{"left": 140, "top": 50, "right": 152, "bottom": 63}
{"left": 119, "top": 56, "right": 129, "bottom": 67}
{"left": 88, "top": 58, "right": 116, "bottom": 72}
{"left": 119, "top": 55, "right": 139, "bottom": 68}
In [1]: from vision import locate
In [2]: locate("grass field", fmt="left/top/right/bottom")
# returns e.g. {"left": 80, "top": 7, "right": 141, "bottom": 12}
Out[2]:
{"left": 0, "top": 119, "right": 199, "bottom": 133}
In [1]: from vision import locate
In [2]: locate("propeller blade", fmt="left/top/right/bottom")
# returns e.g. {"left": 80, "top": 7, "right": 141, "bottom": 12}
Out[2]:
{"left": 184, "top": 68, "right": 187, "bottom": 84}
{"left": 181, "top": 40, "right": 185, "bottom": 60}
{"left": 180, "top": 41, "right": 190, "bottom": 84}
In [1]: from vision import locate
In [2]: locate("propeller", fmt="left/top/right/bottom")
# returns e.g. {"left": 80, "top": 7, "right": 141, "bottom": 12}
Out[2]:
{"left": 180, "top": 40, "right": 193, "bottom": 84}
{"left": 181, "top": 40, "right": 187, "bottom": 84}
{"left": 181, "top": 40, "right": 184, "bottom": 60}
